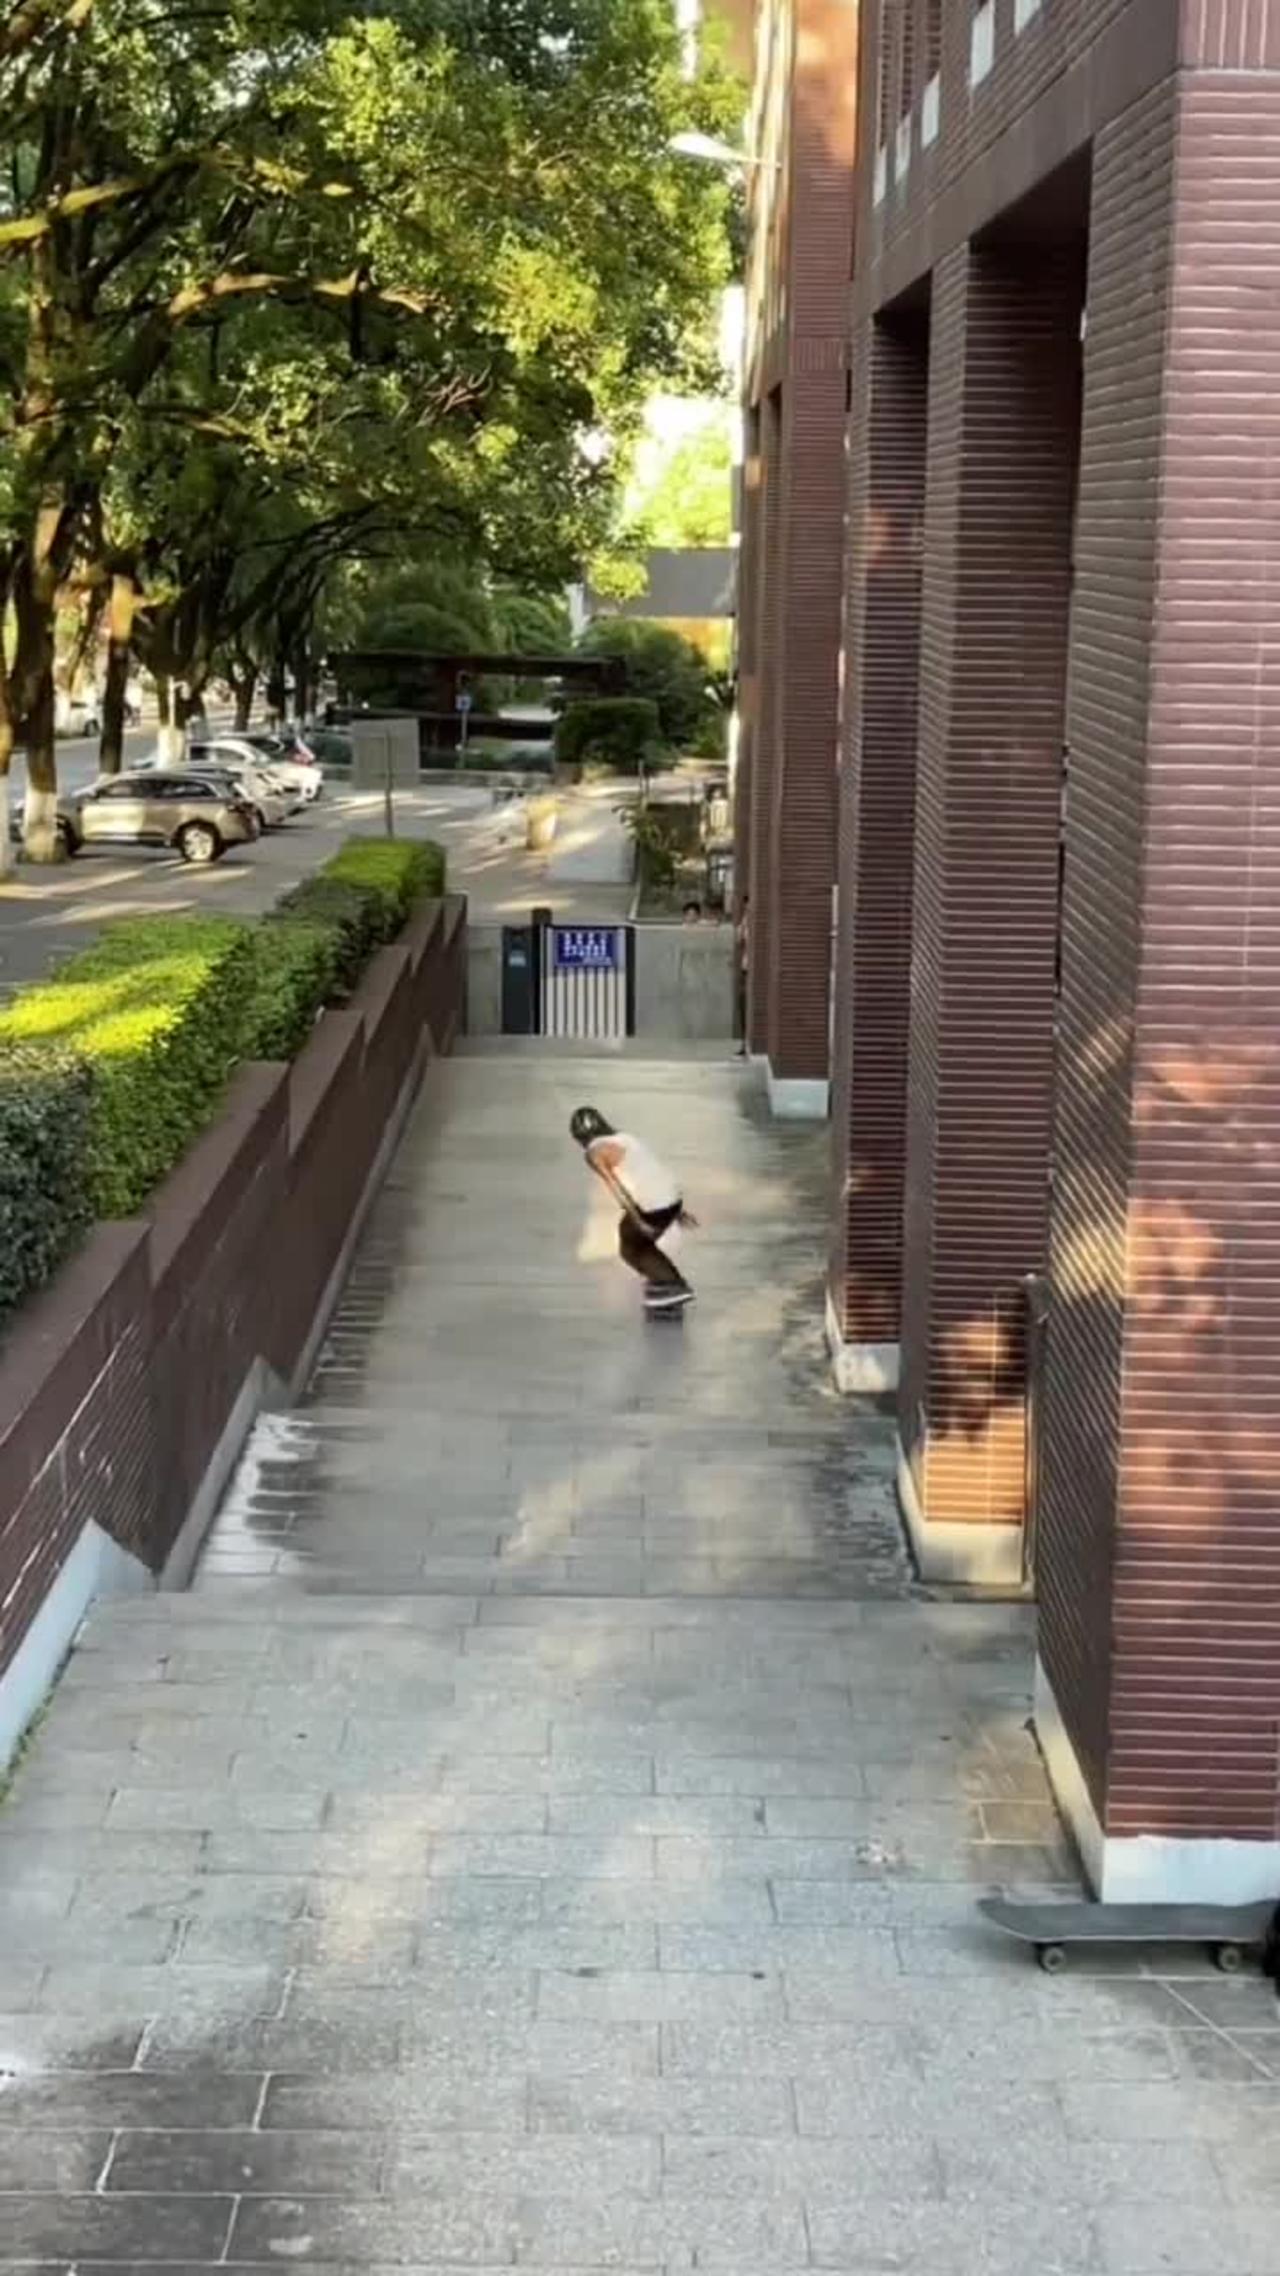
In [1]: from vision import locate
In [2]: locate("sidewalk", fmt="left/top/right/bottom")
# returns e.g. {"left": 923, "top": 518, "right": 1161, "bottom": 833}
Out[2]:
{"left": 0, "top": 1055, "right": 1276, "bottom": 2272}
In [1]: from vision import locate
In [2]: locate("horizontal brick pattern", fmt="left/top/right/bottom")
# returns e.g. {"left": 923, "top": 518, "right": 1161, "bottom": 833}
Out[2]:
{"left": 830, "top": 314, "right": 928, "bottom": 1344}
{"left": 1039, "top": 84, "right": 1177, "bottom": 1823}
{"left": 899, "top": 239, "right": 1077, "bottom": 1528}
{"left": 870, "top": 0, "right": 1135, "bottom": 256}
{"left": 0, "top": 903, "right": 466, "bottom": 1680}
{"left": 0, "top": 1233, "right": 153, "bottom": 1674}
{"left": 741, "top": 0, "right": 857, "bottom": 1085}
{"left": 747, "top": 390, "right": 783, "bottom": 1053}
{"left": 1108, "top": 77, "right": 1280, "bottom": 1842}
{"left": 898, "top": 247, "right": 964, "bottom": 1491}
{"left": 765, "top": 363, "right": 846, "bottom": 1084}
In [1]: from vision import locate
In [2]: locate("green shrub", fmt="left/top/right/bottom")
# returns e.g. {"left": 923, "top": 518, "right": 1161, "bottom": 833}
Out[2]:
{"left": 0, "top": 1047, "right": 96, "bottom": 1325}
{"left": 0, "top": 918, "right": 253, "bottom": 1219}
{"left": 243, "top": 918, "right": 341, "bottom": 1061}
{"left": 276, "top": 875, "right": 387, "bottom": 993}
{"left": 322, "top": 838, "right": 445, "bottom": 929}
{"left": 576, "top": 620, "right": 716, "bottom": 746}
{"left": 555, "top": 697, "right": 662, "bottom": 773}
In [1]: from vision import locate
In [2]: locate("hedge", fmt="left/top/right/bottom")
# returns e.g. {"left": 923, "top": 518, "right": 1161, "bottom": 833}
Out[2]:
{"left": 554, "top": 697, "right": 662, "bottom": 774}
{"left": 0, "top": 1047, "right": 96, "bottom": 1325}
{"left": 0, "top": 833, "right": 447, "bottom": 1328}
{"left": 323, "top": 838, "right": 445, "bottom": 928}
{"left": 242, "top": 918, "right": 341, "bottom": 1062}
{"left": 0, "top": 919, "right": 253, "bottom": 1220}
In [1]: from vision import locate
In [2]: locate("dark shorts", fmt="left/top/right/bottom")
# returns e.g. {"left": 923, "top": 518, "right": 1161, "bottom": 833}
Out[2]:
{"left": 637, "top": 1202, "right": 682, "bottom": 1239}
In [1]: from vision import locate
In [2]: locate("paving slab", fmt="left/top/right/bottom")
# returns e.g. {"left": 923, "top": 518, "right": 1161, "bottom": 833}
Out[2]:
{"left": 1, "top": 1053, "right": 1276, "bottom": 2265}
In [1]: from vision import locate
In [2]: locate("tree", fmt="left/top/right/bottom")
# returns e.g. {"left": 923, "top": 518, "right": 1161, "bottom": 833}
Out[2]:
{"left": 576, "top": 617, "right": 714, "bottom": 748}
{"left": 632, "top": 414, "right": 734, "bottom": 549}
{"left": 0, "top": 0, "right": 740, "bottom": 861}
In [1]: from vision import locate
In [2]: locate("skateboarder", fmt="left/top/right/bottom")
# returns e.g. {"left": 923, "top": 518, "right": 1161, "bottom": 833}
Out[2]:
{"left": 570, "top": 1106, "right": 697, "bottom": 1312}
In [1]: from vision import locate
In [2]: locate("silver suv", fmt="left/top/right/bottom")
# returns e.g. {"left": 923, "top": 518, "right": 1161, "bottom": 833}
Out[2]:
{"left": 14, "top": 770, "right": 259, "bottom": 864}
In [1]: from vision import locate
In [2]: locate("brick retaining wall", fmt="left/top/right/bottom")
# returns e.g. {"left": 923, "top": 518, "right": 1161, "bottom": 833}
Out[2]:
{"left": 0, "top": 897, "right": 465, "bottom": 1706}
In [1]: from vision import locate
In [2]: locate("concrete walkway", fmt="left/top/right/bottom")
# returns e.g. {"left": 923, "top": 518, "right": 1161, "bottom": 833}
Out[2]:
{"left": 0, "top": 1055, "right": 1277, "bottom": 2272}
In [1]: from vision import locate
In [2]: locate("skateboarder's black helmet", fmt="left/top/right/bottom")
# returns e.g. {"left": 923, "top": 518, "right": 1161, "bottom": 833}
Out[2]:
{"left": 570, "top": 1106, "right": 613, "bottom": 1147}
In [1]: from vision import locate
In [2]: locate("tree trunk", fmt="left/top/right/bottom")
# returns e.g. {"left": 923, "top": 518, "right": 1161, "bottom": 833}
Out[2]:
{"left": 99, "top": 572, "right": 137, "bottom": 775}
{"left": 266, "top": 659, "right": 287, "bottom": 721}
{"left": 232, "top": 666, "right": 257, "bottom": 731}
{"left": 14, "top": 577, "right": 62, "bottom": 862}
{"left": 154, "top": 671, "right": 184, "bottom": 763}
{"left": 22, "top": 664, "right": 61, "bottom": 862}
{"left": 0, "top": 700, "right": 15, "bottom": 882}
{"left": 292, "top": 650, "right": 311, "bottom": 722}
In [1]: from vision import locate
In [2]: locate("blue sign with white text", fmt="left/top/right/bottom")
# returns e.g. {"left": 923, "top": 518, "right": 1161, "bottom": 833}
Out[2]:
{"left": 554, "top": 927, "right": 619, "bottom": 972}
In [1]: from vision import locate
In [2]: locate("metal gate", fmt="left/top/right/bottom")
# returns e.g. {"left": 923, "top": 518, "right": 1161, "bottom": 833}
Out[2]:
{"left": 501, "top": 916, "right": 635, "bottom": 1039}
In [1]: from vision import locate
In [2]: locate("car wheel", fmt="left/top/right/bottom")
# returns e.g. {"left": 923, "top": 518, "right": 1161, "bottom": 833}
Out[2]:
{"left": 176, "top": 821, "right": 222, "bottom": 865}
{"left": 56, "top": 818, "right": 79, "bottom": 857}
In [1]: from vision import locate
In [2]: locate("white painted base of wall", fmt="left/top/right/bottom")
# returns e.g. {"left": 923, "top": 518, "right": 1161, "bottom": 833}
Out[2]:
{"left": 0, "top": 1520, "right": 150, "bottom": 1776}
{"left": 1034, "top": 1660, "right": 1280, "bottom": 1905}
{"left": 161, "top": 1360, "right": 277, "bottom": 1592}
{"left": 766, "top": 1066, "right": 830, "bottom": 1120}
{"left": 0, "top": 1022, "right": 439, "bottom": 1772}
{"left": 825, "top": 1291, "right": 899, "bottom": 1393}
{"left": 895, "top": 1435, "right": 1025, "bottom": 1586}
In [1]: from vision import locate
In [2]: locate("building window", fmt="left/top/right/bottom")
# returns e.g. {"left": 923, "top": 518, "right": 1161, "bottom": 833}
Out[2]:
{"left": 874, "top": 143, "right": 889, "bottom": 208}
{"left": 969, "top": 0, "right": 995, "bottom": 86}
{"left": 922, "top": 72, "right": 940, "bottom": 147}
{"left": 1014, "top": 0, "right": 1044, "bottom": 26}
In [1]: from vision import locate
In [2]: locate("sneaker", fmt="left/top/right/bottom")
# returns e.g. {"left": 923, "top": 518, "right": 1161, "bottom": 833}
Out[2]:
{"left": 646, "top": 1285, "right": 694, "bottom": 1312}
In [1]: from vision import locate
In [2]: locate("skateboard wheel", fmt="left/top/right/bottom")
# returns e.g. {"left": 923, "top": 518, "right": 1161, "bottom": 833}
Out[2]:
{"left": 1215, "top": 1942, "right": 1245, "bottom": 1975}
{"left": 1037, "top": 1942, "right": 1067, "bottom": 1974}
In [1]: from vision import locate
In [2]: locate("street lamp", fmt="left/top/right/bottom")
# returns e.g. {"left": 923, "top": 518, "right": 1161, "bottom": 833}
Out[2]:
{"left": 669, "top": 129, "right": 779, "bottom": 170}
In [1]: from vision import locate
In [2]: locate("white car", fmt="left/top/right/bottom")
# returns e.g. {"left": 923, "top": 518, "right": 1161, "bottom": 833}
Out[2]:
{"left": 136, "top": 748, "right": 292, "bottom": 830}
{"left": 55, "top": 692, "right": 102, "bottom": 737}
{"left": 194, "top": 732, "right": 322, "bottom": 808}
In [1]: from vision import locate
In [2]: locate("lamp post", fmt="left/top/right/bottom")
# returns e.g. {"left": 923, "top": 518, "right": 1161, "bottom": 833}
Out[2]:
{"left": 668, "top": 130, "right": 779, "bottom": 171}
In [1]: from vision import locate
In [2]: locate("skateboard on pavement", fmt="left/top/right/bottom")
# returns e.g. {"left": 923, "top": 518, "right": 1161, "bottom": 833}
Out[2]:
{"left": 979, "top": 1893, "right": 1280, "bottom": 1976}
{"left": 644, "top": 1287, "right": 693, "bottom": 1323}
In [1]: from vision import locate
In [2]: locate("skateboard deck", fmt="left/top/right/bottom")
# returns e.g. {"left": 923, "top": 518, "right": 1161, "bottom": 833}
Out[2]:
{"left": 979, "top": 1894, "right": 1280, "bottom": 1975}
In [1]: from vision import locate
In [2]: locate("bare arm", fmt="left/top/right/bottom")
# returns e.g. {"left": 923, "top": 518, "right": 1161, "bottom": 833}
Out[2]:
{"left": 585, "top": 1144, "right": 645, "bottom": 1226}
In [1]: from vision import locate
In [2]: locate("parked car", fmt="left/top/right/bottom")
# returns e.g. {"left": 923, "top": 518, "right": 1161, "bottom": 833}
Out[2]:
{"left": 138, "top": 745, "right": 292, "bottom": 829}
{"left": 54, "top": 691, "right": 102, "bottom": 737}
{"left": 9, "top": 771, "right": 259, "bottom": 864}
{"left": 294, "top": 724, "right": 353, "bottom": 768}
{"left": 189, "top": 732, "right": 318, "bottom": 810}
{"left": 220, "top": 728, "right": 324, "bottom": 804}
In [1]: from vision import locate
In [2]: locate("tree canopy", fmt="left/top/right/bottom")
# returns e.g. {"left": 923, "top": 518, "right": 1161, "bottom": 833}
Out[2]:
{"left": 0, "top": 0, "right": 738, "bottom": 853}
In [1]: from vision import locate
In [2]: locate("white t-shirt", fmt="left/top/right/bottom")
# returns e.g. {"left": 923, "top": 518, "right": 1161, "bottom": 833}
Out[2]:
{"left": 591, "top": 1132, "right": 679, "bottom": 1215}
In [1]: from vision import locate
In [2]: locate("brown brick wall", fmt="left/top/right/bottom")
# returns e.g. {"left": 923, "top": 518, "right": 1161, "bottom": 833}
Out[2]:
{"left": 747, "top": 389, "right": 784, "bottom": 1051}
{"left": 1038, "top": 82, "right": 1177, "bottom": 1820}
{"left": 0, "top": 900, "right": 466, "bottom": 1685}
{"left": 764, "top": 355, "right": 847, "bottom": 1083}
{"left": 829, "top": 310, "right": 928, "bottom": 1344}
{"left": 898, "top": 236, "right": 1078, "bottom": 1529}
{"left": 0, "top": 1230, "right": 153, "bottom": 1672}
{"left": 1043, "top": 74, "right": 1280, "bottom": 1846}
{"left": 740, "top": 0, "right": 857, "bottom": 1083}
{"left": 861, "top": 0, "right": 1179, "bottom": 312}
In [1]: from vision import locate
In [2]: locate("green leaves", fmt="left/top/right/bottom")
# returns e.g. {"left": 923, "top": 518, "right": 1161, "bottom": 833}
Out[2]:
{"left": 1, "top": 0, "right": 738, "bottom": 770}
{"left": 0, "top": 832, "right": 447, "bottom": 1323}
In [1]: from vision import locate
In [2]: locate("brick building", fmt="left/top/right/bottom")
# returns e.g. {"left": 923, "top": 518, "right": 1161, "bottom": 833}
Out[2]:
{"left": 732, "top": 0, "right": 1280, "bottom": 1907}
{"left": 734, "top": 0, "right": 859, "bottom": 1114}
